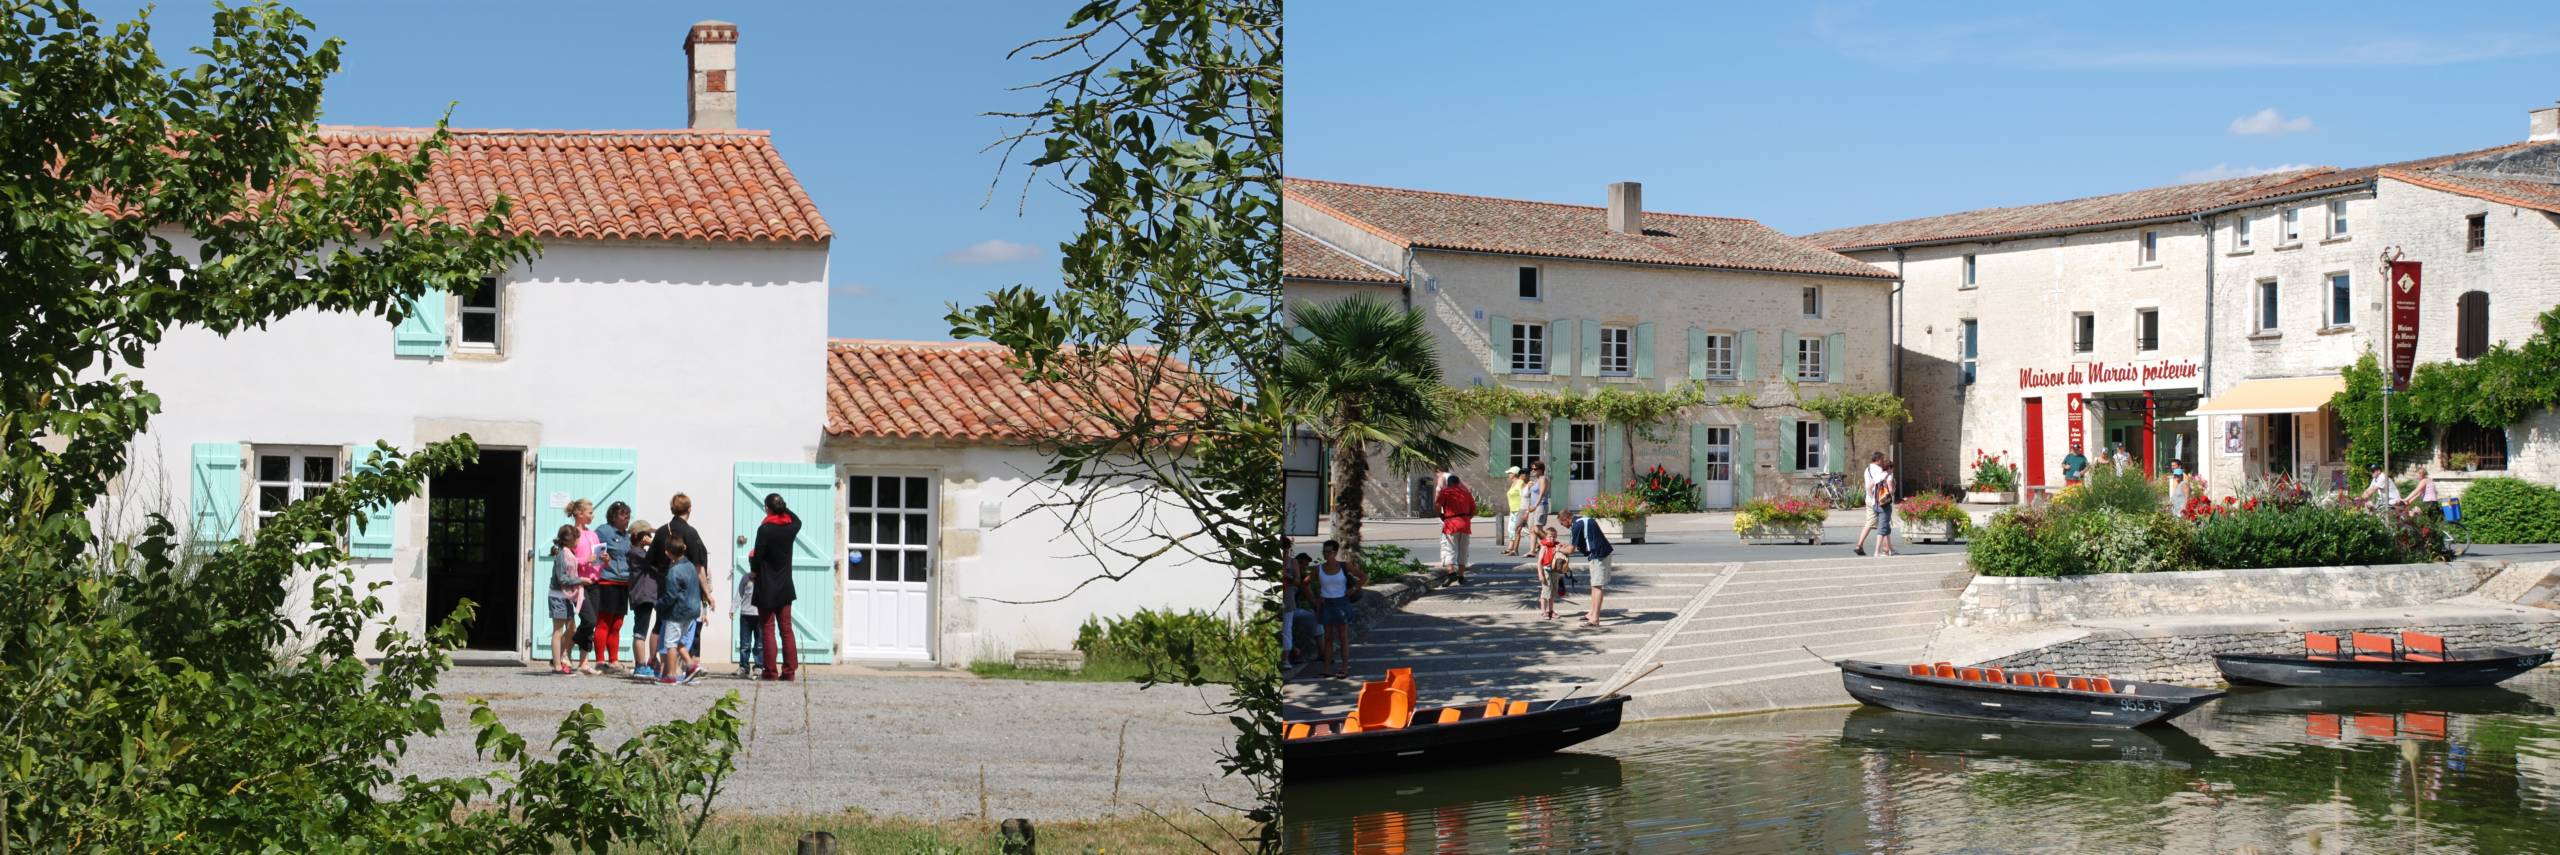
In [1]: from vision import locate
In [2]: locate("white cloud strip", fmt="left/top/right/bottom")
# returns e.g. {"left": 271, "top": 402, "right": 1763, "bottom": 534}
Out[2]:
{"left": 1812, "top": 4, "right": 2559, "bottom": 69}
{"left": 940, "top": 239, "right": 1042, "bottom": 266}
{"left": 2229, "top": 108, "right": 2315, "bottom": 136}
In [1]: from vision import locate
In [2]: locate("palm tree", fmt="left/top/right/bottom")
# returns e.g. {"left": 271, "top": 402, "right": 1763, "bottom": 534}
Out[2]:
{"left": 1278, "top": 296, "right": 1467, "bottom": 556}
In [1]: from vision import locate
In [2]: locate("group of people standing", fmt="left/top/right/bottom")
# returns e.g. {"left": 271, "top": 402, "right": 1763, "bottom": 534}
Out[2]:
{"left": 544, "top": 491, "right": 808, "bottom": 683}
{"left": 1454, "top": 466, "right": 1613, "bottom": 627}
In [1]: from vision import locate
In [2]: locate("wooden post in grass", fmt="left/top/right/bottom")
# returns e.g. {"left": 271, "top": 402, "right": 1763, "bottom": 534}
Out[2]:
{"left": 1000, "top": 818, "right": 1037, "bottom": 855}
{"left": 796, "top": 831, "right": 838, "bottom": 855}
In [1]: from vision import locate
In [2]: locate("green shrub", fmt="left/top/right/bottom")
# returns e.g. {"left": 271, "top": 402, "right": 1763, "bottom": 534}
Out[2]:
{"left": 1970, "top": 508, "right": 2075, "bottom": 577}
{"left": 2460, "top": 478, "right": 2560, "bottom": 544}
{"left": 1972, "top": 506, "right": 2195, "bottom": 576}
{"left": 1627, "top": 464, "right": 1702, "bottom": 514}
{"left": 1355, "top": 543, "right": 1425, "bottom": 583}
{"left": 1073, "top": 608, "right": 1245, "bottom": 682}
{"left": 2057, "top": 467, "right": 2164, "bottom": 516}
{"left": 2193, "top": 505, "right": 2405, "bottom": 569}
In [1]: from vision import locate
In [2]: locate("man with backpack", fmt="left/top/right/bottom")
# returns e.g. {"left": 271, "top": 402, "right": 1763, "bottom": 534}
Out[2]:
{"left": 1564, "top": 506, "right": 1613, "bottom": 627}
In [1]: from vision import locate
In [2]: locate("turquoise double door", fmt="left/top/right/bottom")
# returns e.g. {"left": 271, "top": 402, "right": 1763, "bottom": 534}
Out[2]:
{"left": 526, "top": 449, "right": 836, "bottom": 665}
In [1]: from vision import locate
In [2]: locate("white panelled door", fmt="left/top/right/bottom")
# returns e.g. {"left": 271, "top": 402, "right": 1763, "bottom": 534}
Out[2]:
{"left": 1566, "top": 423, "right": 1600, "bottom": 509}
{"left": 843, "top": 471, "right": 934, "bottom": 660}
{"left": 1701, "top": 426, "right": 1736, "bottom": 509}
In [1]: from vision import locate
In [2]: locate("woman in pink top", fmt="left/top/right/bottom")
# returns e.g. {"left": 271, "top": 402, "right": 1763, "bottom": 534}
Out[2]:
{"left": 566, "top": 499, "right": 603, "bottom": 674}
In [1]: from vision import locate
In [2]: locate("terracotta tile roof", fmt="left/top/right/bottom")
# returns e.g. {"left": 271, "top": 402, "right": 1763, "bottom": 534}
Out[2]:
{"left": 1283, "top": 227, "right": 1400, "bottom": 284}
{"left": 102, "top": 127, "right": 829, "bottom": 243}
{"left": 1804, "top": 170, "right": 2322, "bottom": 251}
{"left": 1285, "top": 178, "right": 1893, "bottom": 280}
{"left": 2383, "top": 167, "right": 2560, "bottom": 215}
{"left": 2222, "top": 142, "right": 2551, "bottom": 207}
{"left": 824, "top": 340, "right": 1209, "bottom": 443}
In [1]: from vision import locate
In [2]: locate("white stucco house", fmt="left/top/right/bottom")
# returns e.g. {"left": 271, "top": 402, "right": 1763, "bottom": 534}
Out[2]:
{"left": 106, "top": 21, "right": 1234, "bottom": 668}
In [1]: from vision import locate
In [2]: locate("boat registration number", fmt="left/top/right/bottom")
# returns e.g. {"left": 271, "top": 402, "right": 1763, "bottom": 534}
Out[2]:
{"left": 2117, "top": 698, "right": 2165, "bottom": 713}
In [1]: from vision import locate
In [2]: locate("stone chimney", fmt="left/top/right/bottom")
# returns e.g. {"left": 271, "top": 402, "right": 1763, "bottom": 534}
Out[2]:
{"left": 1607, "top": 181, "right": 1643, "bottom": 235}
{"left": 2532, "top": 102, "right": 2560, "bottom": 142}
{"left": 684, "top": 21, "right": 739, "bottom": 129}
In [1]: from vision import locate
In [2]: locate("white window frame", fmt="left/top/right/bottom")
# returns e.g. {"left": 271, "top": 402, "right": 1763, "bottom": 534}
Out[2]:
{"left": 1598, "top": 325, "right": 1632, "bottom": 376}
{"left": 1961, "top": 254, "right": 1978, "bottom": 288}
{"left": 1517, "top": 265, "right": 1543, "bottom": 301}
{"left": 1507, "top": 420, "right": 1545, "bottom": 471}
{"left": 2258, "top": 278, "right": 2281, "bottom": 331}
{"left": 1567, "top": 423, "right": 1598, "bottom": 481}
{"left": 1510, "top": 321, "right": 1547, "bottom": 374}
{"left": 844, "top": 471, "right": 938, "bottom": 586}
{"left": 456, "top": 276, "right": 501, "bottom": 352}
{"left": 1702, "top": 332, "right": 1736, "bottom": 380}
{"left": 2326, "top": 272, "right": 2352, "bottom": 327}
{"left": 2135, "top": 308, "right": 2159, "bottom": 352}
{"left": 2234, "top": 215, "right": 2253, "bottom": 250}
{"left": 2280, "top": 207, "right": 2301, "bottom": 243}
{"left": 2327, "top": 200, "right": 2350, "bottom": 238}
{"left": 2071, "top": 312, "right": 2095, "bottom": 353}
{"left": 2138, "top": 230, "right": 2158, "bottom": 265}
{"left": 1795, "top": 336, "right": 1826, "bottom": 382}
{"left": 1801, "top": 284, "right": 1823, "bottom": 319}
{"left": 252, "top": 445, "right": 340, "bottom": 535}
{"left": 1795, "top": 420, "right": 1825, "bottom": 472}
{"left": 1958, "top": 319, "right": 1978, "bottom": 386}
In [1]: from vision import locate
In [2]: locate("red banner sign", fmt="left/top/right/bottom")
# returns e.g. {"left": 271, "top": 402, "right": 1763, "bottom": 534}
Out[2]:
{"left": 2387, "top": 259, "right": 2423, "bottom": 391}
{"left": 2066, "top": 393, "right": 2085, "bottom": 454}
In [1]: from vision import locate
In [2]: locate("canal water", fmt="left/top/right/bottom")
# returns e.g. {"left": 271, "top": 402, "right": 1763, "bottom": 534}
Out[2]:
{"left": 1285, "top": 671, "right": 2560, "bottom": 853}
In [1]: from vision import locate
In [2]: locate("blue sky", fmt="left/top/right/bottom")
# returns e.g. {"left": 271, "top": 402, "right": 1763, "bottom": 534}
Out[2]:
{"left": 1290, "top": 2, "right": 2560, "bottom": 235}
{"left": 143, "top": 1, "right": 1084, "bottom": 340}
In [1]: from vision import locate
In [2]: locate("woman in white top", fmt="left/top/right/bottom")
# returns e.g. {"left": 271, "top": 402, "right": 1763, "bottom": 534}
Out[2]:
{"left": 1517, "top": 461, "right": 1548, "bottom": 557}
{"left": 2407, "top": 467, "right": 2438, "bottom": 507}
{"left": 2165, "top": 461, "right": 2190, "bottom": 511}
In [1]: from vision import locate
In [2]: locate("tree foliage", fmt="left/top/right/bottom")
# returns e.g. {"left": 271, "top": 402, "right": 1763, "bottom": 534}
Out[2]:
{"left": 2396, "top": 305, "right": 2560, "bottom": 430}
{"left": 1279, "top": 296, "right": 1461, "bottom": 556}
{"left": 950, "top": 0, "right": 1279, "bottom": 849}
{"left": 2332, "top": 351, "right": 2435, "bottom": 473}
{"left": 0, "top": 3, "right": 738, "bottom": 850}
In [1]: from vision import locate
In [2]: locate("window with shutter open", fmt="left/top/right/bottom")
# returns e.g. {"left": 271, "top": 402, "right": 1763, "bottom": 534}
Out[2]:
{"left": 2458, "top": 291, "right": 2490, "bottom": 359}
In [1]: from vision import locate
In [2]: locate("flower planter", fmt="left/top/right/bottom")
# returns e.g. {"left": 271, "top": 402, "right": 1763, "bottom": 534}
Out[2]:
{"left": 1901, "top": 518, "right": 1965, "bottom": 544}
{"left": 1596, "top": 516, "right": 1646, "bottom": 544}
{"left": 1964, "top": 490, "right": 2013, "bottom": 505}
{"left": 1738, "top": 520, "right": 1824, "bottom": 545}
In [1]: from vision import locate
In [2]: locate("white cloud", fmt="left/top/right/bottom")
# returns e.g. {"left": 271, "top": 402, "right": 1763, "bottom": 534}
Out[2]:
{"left": 2176, "top": 163, "right": 2319, "bottom": 183}
{"left": 940, "top": 239, "right": 1041, "bottom": 266}
{"left": 830, "top": 281, "right": 876, "bottom": 297}
{"left": 2229, "top": 108, "right": 2315, "bottom": 136}
{"left": 1812, "top": 4, "right": 2559, "bottom": 69}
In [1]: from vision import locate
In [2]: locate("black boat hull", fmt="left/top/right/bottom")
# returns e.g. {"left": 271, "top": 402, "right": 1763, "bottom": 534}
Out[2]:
{"left": 1837, "top": 661, "right": 2221, "bottom": 729}
{"left": 1283, "top": 695, "right": 1627, "bottom": 779}
{"left": 1840, "top": 707, "right": 2216, "bottom": 767}
{"left": 2215, "top": 647, "right": 2553, "bottom": 688}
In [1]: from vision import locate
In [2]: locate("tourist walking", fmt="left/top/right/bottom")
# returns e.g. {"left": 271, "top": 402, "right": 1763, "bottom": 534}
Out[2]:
{"left": 1854, "top": 451, "right": 1888, "bottom": 556}
{"left": 1565, "top": 507, "right": 1613, "bottom": 627}
{"left": 1315, "top": 540, "right": 1363, "bottom": 679}
{"left": 750, "top": 492, "right": 803, "bottom": 681}
{"left": 1499, "top": 466, "right": 1526, "bottom": 554}
{"left": 590, "top": 502, "right": 636, "bottom": 672}
{"left": 544, "top": 524, "right": 586, "bottom": 675}
{"left": 1435, "top": 472, "right": 1477, "bottom": 586}
{"left": 2061, "top": 443, "right": 2089, "bottom": 487}
{"left": 655, "top": 530, "right": 707, "bottom": 685}
{"left": 1870, "top": 460, "right": 1899, "bottom": 557}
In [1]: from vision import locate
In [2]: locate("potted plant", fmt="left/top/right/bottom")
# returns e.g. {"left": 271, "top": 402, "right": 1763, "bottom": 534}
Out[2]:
{"left": 1734, "top": 496, "right": 1829, "bottom": 545}
{"left": 1964, "top": 449, "right": 2020, "bottom": 504}
{"left": 1579, "top": 491, "right": 1650, "bottom": 543}
{"left": 1894, "top": 492, "right": 1972, "bottom": 544}
{"left": 2447, "top": 451, "right": 2479, "bottom": 473}
{"left": 1627, "top": 464, "right": 1702, "bottom": 515}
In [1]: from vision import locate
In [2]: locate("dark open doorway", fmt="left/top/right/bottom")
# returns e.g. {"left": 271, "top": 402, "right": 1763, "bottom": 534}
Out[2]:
{"left": 428, "top": 448, "right": 522, "bottom": 650}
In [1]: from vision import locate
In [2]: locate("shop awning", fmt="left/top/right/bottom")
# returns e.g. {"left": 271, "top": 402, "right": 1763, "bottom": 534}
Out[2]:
{"left": 2188, "top": 375, "right": 2346, "bottom": 416}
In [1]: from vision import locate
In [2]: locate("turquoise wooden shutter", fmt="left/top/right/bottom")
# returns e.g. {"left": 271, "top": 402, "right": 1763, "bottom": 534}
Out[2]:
{"left": 1579, "top": 319, "right": 1602, "bottom": 377}
{"left": 189, "top": 442, "right": 243, "bottom": 547}
{"left": 1552, "top": 320, "right": 1576, "bottom": 376}
{"left": 736, "top": 462, "right": 840, "bottom": 665}
{"left": 530, "top": 447, "right": 639, "bottom": 659}
{"left": 1688, "top": 424, "right": 1708, "bottom": 494}
{"left": 1687, "top": 327, "right": 1707, "bottom": 381}
{"left": 1488, "top": 314, "right": 1510, "bottom": 376}
{"left": 1734, "top": 424, "right": 1757, "bottom": 501}
{"left": 1545, "top": 417, "right": 1569, "bottom": 510}
{"left": 1488, "top": 420, "right": 1505, "bottom": 477}
{"left": 1738, "top": 330, "right": 1759, "bottom": 380}
{"left": 1826, "top": 420, "right": 1846, "bottom": 475}
{"left": 1780, "top": 331, "right": 1798, "bottom": 383}
{"left": 1634, "top": 323, "right": 1656, "bottom": 379}
{"left": 1602, "top": 427, "right": 1625, "bottom": 493}
{"left": 1826, "top": 332, "right": 1847, "bottom": 384}
{"left": 348, "top": 448, "right": 396, "bottom": 559}
{"left": 1779, "top": 418, "right": 1798, "bottom": 473}
{"left": 393, "top": 289, "right": 448, "bottom": 358}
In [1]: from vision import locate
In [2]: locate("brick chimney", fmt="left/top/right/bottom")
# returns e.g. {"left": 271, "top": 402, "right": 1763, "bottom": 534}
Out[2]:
{"left": 1607, "top": 181, "right": 1643, "bottom": 235}
{"left": 2532, "top": 102, "right": 2559, "bottom": 142}
{"left": 684, "top": 20, "right": 739, "bottom": 129}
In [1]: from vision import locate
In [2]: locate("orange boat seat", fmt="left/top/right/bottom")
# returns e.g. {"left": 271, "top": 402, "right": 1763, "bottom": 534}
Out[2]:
{"left": 2011, "top": 671, "right": 2038, "bottom": 686}
{"left": 1386, "top": 667, "right": 1416, "bottom": 698}
{"left": 1509, "top": 699, "right": 1534, "bottom": 716}
{"left": 2351, "top": 631, "right": 2399, "bottom": 661}
{"left": 1959, "top": 667, "right": 1986, "bottom": 682}
{"left": 2305, "top": 633, "right": 2343, "bottom": 660}
{"left": 2307, "top": 713, "right": 2342, "bottom": 739}
{"left": 1342, "top": 715, "right": 1363, "bottom": 734}
{"left": 2065, "top": 677, "right": 2091, "bottom": 691}
{"left": 2090, "top": 677, "right": 2115, "bottom": 694}
{"left": 1483, "top": 698, "right": 1509, "bottom": 718}
{"left": 1352, "top": 681, "right": 1414, "bottom": 731}
{"left": 1934, "top": 662, "right": 1957, "bottom": 679}
{"left": 2403, "top": 632, "right": 2448, "bottom": 663}
{"left": 2038, "top": 672, "right": 2061, "bottom": 689}
{"left": 1436, "top": 708, "right": 1462, "bottom": 725}
{"left": 1286, "top": 722, "right": 1311, "bottom": 740}
{"left": 1984, "top": 668, "right": 2007, "bottom": 684}
{"left": 1909, "top": 663, "right": 1932, "bottom": 676}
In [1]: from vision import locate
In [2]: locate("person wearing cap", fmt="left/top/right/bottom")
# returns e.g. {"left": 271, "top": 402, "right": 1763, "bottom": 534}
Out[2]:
{"left": 1499, "top": 466, "right": 1526, "bottom": 554}
{"left": 2359, "top": 464, "right": 2401, "bottom": 506}
{"left": 2061, "top": 443, "right": 2089, "bottom": 487}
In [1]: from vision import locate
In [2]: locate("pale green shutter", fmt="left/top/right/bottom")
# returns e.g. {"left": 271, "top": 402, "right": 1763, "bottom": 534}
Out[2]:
{"left": 1603, "top": 427, "right": 1625, "bottom": 493}
{"left": 1826, "top": 332, "right": 1847, "bottom": 384}
{"left": 1688, "top": 424, "right": 1708, "bottom": 493}
{"left": 1580, "top": 319, "right": 1602, "bottom": 377}
{"left": 1826, "top": 419, "right": 1846, "bottom": 475}
{"left": 393, "top": 289, "right": 448, "bottom": 358}
{"left": 1545, "top": 417, "right": 1569, "bottom": 510}
{"left": 348, "top": 448, "right": 396, "bottom": 559}
{"left": 1738, "top": 330, "right": 1759, "bottom": 380}
{"left": 1734, "top": 424, "right": 1757, "bottom": 501}
{"left": 1687, "top": 327, "right": 1707, "bottom": 380}
{"left": 1489, "top": 420, "right": 1505, "bottom": 478}
{"left": 734, "top": 462, "right": 839, "bottom": 665}
{"left": 1488, "top": 314, "right": 1511, "bottom": 376}
{"left": 1780, "top": 331, "right": 1798, "bottom": 382}
{"left": 1552, "top": 320, "right": 1576, "bottom": 376}
{"left": 1779, "top": 418, "right": 1798, "bottom": 473}
{"left": 531, "top": 447, "right": 639, "bottom": 660}
{"left": 189, "top": 442, "right": 243, "bottom": 546}
{"left": 1633, "top": 323, "right": 1656, "bottom": 379}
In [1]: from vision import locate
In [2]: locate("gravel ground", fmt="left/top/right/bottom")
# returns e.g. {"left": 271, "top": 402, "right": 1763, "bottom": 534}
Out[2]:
{"left": 398, "top": 665, "right": 1251, "bottom": 821}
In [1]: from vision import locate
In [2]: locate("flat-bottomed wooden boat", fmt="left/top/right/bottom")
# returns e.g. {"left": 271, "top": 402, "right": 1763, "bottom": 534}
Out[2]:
{"left": 1838, "top": 660, "right": 2222, "bottom": 729}
{"left": 2214, "top": 631, "right": 2553, "bottom": 688}
{"left": 1283, "top": 668, "right": 1628, "bottom": 779}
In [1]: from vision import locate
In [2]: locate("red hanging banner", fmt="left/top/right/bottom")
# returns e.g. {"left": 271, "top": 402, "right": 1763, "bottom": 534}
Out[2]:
{"left": 2065, "top": 392, "right": 2085, "bottom": 455}
{"left": 2388, "top": 259, "right": 2423, "bottom": 391}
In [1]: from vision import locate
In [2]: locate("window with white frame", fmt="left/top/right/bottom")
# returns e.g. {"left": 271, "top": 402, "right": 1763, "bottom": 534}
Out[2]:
{"left": 2327, "top": 200, "right": 2349, "bottom": 238}
{"left": 1567, "top": 423, "right": 1598, "bottom": 481}
{"left": 1801, "top": 285, "right": 1822, "bottom": 318}
{"left": 1507, "top": 420, "right": 1545, "bottom": 472}
{"left": 2327, "top": 272, "right": 2352, "bottom": 326}
{"left": 2280, "top": 207, "right": 2301, "bottom": 243}
{"left": 1795, "top": 336, "right": 1825, "bottom": 381}
{"left": 2234, "top": 215, "right": 2253, "bottom": 249}
{"left": 2072, "top": 312, "right": 2095, "bottom": 353}
{"left": 1598, "top": 326, "right": 1632, "bottom": 375}
{"left": 1702, "top": 332, "right": 1735, "bottom": 380}
{"left": 1517, "top": 266, "right": 1542, "bottom": 300}
{"left": 1962, "top": 254, "right": 1978, "bottom": 287}
{"left": 2136, "top": 308, "right": 2159, "bottom": 352}
{"left": 254, "top": 447, "right": 338, "bottom": 531}
{"left": 2258, "top": 278, "right": 2280, "bottom": 330}
{"left": 1794, "top": 420, "right": 1825, "bottom": 471}
{"left": 2138, "top": 230, "right": 2159, "bottom": 264}
{"left": 458, "top": 276, "right": 500, "bottom": 349}
{"left": 1510, "top": 322, "right": 1547, "bottom": 373}
{"left": 1959, "top": 319, "right": 1978, "bottom": 386}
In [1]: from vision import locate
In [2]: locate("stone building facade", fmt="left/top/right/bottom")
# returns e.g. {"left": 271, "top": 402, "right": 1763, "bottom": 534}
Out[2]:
{"left": 1283, "top": 179, "right": 1896, "bottom": 517}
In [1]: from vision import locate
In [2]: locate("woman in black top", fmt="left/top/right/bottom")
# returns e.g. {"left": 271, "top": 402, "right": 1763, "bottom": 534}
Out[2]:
{"left": 751, "top": 493, "right": 802, "bottom": 681}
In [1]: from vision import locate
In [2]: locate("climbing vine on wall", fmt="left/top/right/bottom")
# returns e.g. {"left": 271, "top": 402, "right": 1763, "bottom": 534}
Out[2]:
{"left": 2329, "top": 306, "right": 2560, "bottom": 471}
{"left": 1446, "top": 380, "right": 1910, "bottom": 448}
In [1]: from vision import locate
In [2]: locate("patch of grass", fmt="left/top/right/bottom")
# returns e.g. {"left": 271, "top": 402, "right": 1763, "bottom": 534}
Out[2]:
{"left": 965, "top": 651, "right": 1171, "bottom": 683}
{"left": 606, "top": 808, "right": 1250, "bottom": 854}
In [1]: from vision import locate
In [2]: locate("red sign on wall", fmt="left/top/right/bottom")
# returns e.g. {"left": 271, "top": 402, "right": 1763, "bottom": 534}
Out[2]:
{"left": 2388, "top": 260, "right": 2423, "bottom": 391}
{"left": 2066, "top": 392, "right": 2085, "bottom": 453}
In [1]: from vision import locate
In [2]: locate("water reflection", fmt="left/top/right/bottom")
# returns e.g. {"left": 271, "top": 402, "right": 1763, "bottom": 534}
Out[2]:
{"left": 1284, "top": 672, "right": 2560, "bottom": 853}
